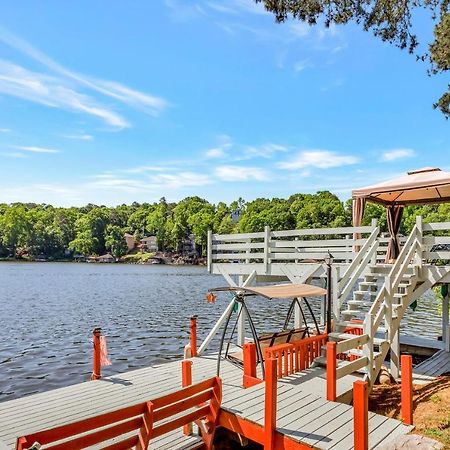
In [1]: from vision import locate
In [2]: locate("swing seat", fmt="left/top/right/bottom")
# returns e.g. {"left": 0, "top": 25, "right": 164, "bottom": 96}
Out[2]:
{"left": 226, "top": 327, "right": 308, "bottom": 364}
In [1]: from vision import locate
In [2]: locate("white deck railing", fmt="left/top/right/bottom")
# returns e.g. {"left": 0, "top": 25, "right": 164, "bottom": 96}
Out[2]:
{"left": 207, "top": 224, "right": 378, "bottom": 272}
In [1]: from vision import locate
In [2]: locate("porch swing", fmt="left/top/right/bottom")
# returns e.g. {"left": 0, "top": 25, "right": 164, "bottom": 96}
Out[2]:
{"left": 208, "top": 283, "right": 327, "bottom": 377}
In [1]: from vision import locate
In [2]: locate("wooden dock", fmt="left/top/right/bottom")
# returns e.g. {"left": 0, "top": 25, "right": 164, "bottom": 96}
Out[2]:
{"left": 414, "top": 349, "right": 450, "bottom": 380}
{"left": 0, "top": 353, "right": 412, "bottom": 449}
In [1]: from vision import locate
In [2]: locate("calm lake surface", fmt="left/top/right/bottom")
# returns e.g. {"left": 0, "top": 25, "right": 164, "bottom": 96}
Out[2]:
{"left": 0, "top": 262, "right": 443, "bottom": 402}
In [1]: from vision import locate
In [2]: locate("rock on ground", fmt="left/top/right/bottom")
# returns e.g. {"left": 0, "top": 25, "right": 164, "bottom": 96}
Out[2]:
{"left": 376, "top": 434, "right": 444, "bottom": 449}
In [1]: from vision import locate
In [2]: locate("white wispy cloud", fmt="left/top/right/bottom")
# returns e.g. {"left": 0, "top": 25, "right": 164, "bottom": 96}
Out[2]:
{"left": 293, "top": 59, "right": 313, "bottom": 73}
{"left": 0, "top": 127, "right": 11, "bottom": 132}
{"left": 164, "top": 0, "right": 207, "bottom": 21}
{"left": 204, "top": 134, "right": 233, "bottom": 158}
{"left": 0, "top": 26, "right": 168, "bottom": 127}
{"left": 215, "top": 165, "right": 269, "bottom": 181}
{"left": 239, "top": 143, "right": 288, "bottom": 160}
{"left": 125, "top": 165, "right": 171, "bottom": 174}
{"left": 206, "top": 148, "right": 226, "bottom": 158}
{"left": 2, "top": 152, "right": 28, "bottom": 158}
{"left": 320, "top": 78, "right": 345, "bottom": 92}
{"left": 151, "top": 172, "right": 212, "bottom": 189}
{"left": 0, "top": 60, "right": 130, "bottom": 128}
{"left": 380, "top": 148, "right": 416, "bottom": 162}
{"left": 62, "top": 133, "right": 94, "bottom": 141}
{"left": 206, "top": 0, "right": 268, "bottom": 16}
{"left": 278, "top": 150, "right": 359, "bottom": 170}
{"left": 14, "top": 145, "right": 60, "bottom": 154}
{"left": 288, "top": 23, "right": 311, "bottom": 39}
{"left": 90, "top": 170, "right": 212, "bottom": 192}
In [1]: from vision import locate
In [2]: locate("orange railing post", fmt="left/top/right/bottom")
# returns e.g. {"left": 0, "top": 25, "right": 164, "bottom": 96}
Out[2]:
{"left": 326, "top": 341, "right": 337, "bottom": 401}
{"left": 190, "top": 316, "right": 198, "bottom": 357}
{"left": 181, "top": 359, "right": 193, "bottom": 435}
{"left": 401, "top": 354, "right": 413, "bottom": 425}
{"left": 91, "top": 327, "right": 101, "bottom": 380}
{"left": 353, "top": 380, "right": 369, "bottom": 450}
{"left": 243, "top": 342, "right": 257, "bottom": 388}
{"left": 264, "top": 357, "right": 277, "bottom": 450}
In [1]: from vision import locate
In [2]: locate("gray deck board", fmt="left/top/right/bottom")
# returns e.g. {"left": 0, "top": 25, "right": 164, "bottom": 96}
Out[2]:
{"left": 414, "top": 350, "right": 450, "bottom": 377}
{"left": 0, "top": 353, "right": 410, "bottom": 450}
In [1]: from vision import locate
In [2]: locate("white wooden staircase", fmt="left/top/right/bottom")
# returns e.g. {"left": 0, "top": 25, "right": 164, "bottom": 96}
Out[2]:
{"left": 314, "top": 217, "right": 450, "bottom": 390}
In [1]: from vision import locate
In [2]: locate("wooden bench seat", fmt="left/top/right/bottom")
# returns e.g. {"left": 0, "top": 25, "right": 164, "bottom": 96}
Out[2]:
{"left": 16, "top": 377, "right": 222, "bottom": 450}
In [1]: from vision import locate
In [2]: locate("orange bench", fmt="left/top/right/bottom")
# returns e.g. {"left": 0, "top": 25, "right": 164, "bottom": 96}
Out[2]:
{"left": 16, "top": 377, "right": 222, "bottom": 450}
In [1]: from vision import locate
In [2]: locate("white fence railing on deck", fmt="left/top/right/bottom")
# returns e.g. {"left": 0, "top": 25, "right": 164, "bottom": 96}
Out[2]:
{"left": 207, "top": 224, "right": 378, "bottom": 271}
{"left": 422, "top": 221, "right": 450, "bottom": 261}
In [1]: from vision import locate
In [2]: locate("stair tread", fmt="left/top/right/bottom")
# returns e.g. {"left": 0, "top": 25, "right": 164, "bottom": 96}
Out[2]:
{"left": 348, "top": 300, "right": 372, "bottom": 306}
{"left": 341, "top": 309, "right": 365, "bottom": 316}
{"left": 348, "top": 349, "right": 381, "bottom": 357}
{"left": 354, "top": 290, "right": 377, "bottom": 295}
{"left": 327, "top": 332, "right": 387, "bottom": 347}
{"left": 335, "top": 321, "right": 386, "bottom": 333}
{"left": 314, "top": 356, "right": 361, "bottom": 367}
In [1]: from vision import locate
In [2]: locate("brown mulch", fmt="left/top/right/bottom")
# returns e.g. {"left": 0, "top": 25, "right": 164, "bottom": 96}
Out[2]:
{"left": 369, "top": 374, "right": 450, "bottom": 448}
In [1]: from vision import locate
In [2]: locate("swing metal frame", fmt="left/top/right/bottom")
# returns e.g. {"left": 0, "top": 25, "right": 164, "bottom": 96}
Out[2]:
{"left": 210, "top": 283, "right": 327, "bottom": 378}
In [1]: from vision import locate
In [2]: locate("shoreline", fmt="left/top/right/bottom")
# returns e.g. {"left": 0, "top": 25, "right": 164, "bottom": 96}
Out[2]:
{"left": 0, "top": 257, "right": 207, "bottom": 266}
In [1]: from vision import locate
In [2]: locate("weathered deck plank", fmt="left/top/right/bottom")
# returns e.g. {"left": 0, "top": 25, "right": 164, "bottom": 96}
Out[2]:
{"left": 0, "top": 353, "right": 411, "bottom": 450}
{"left": 414, "top": 349, "right": 450, "bottom": 377}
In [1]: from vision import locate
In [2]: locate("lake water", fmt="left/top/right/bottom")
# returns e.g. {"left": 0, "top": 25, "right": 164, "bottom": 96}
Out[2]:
{"left": 0, "top": 262, "right": 443, "bottom": 402}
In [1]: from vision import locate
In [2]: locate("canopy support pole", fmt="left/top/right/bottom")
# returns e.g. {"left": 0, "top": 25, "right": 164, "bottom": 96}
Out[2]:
{"left": 237, "top": 271, "right": 257, "bottom": 346}
{"left": 198, "top": 270, "right": 257, "bottom": 354}
{"left": 294, "top": 299, "right": 303, "bottom": 329}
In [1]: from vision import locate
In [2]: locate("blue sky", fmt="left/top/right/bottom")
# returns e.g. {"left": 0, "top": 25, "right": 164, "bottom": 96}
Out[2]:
{"left": 0, "top": 0, "right": 448, "bottom": 206}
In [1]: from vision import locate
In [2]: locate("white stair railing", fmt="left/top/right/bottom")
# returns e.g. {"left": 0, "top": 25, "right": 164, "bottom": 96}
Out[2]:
{"left": 363, "top": 223, "right": 422, "bottom": 386}
{"left": 337, "top": 225, "right": 380, "bottom": 313}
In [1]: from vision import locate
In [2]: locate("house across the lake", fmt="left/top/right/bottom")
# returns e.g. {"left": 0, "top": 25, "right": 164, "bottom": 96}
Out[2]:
{"left": 140, "top": 236, "right": 158, "bottom": 252}
{"left": 124, "top": 233, "right": 136, "bottom": 252}
{"left": 181, "top": 235, "right": 196, "bottom": 256}
{"left": 97, "top": 253, "right": 116, "bottom": 263}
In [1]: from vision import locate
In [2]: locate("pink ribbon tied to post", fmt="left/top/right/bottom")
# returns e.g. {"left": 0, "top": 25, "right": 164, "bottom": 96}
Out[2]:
{"left": 100, "top": 335, "right": 112, "bottom": 367}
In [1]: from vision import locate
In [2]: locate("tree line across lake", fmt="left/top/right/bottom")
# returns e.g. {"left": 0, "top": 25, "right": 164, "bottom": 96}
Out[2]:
{"left": 1, "top": 192, "right": 450, "bottom": 259}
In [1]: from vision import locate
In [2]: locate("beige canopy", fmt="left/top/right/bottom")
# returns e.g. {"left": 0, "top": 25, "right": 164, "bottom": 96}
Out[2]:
{"left": 210, "top": 283, "right": 326, "bottom": 299}
{"left": 352, "top": 167, "right": 450, "bottom": 260}
{"left": 353, "top": 167, "right": 450, "bottom": 206}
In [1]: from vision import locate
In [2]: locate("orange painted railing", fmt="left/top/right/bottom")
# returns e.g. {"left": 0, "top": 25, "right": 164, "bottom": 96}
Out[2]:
{"left": 264, "top": 357, "right": 277, "bottom": 450}
{"left": 353, "top": 380, "right": 369, "bottom": 450}
{"left": 401, "top": 354, "right": 413, "bottom": 425}
{"left": 326, "top": 341, "right": 337, "bottom": 401}
{"left": 181, "top": 359, "right": 193, "bottom": 435}
{"left": 243, "top": 342, "right": 263, "bottom": 388}
{"left": 264, "top": 334, "right": 328, "bottom": 379}
{"left": 190, "top": 316, "right": 198, "bottom": 357}
{"left": 17, "top": 373, "right": 222, "bottom": 450}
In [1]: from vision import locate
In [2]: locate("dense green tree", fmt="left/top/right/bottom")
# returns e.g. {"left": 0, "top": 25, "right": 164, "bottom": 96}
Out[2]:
{"left": 68, "top": 216, "right": 99, "bottom": 256}
{"left": 147, "top": 198, "right": 173, "bottom": 250}
{"left": 105, "top": 224, "right": 128, "bottom": 258}
{"left": 239, "top": 198, "right": 295, "bottom": 232}
{"left": 128, "top": 204, "right": 153, "bottom": 236}
{"left": 291, "top": 192, "right": 348, "bottom": 230}
{"left": 188, "top": 209, "right": 215, "bottom": 253}
{"left": 257, "top": 0, "right": 450, "bottom": 117}
{"left": 0, "top": 205, "right": 30, "bottom": 257}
